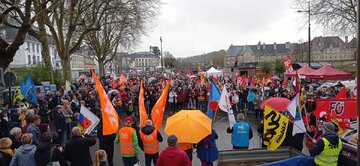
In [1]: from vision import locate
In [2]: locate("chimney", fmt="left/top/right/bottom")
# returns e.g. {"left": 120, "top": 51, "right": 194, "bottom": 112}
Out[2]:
{"left": 273, "top": 42, "right": 277, "bottom": 50}
{"left": 262, "top": 43, "right": 266, "bottom": 49}
{"left": 345, "top": 36, "right": 348, "bottom": 43}
{"left": 257, "top": 41, "right": 261, "bottom": 49}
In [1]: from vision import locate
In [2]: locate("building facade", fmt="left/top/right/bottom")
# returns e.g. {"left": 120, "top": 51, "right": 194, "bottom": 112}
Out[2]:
{"left": 119, "top": 51, "right": 160, "bottom": 71}
{"left": 2, "top": 27, "right": 61, "bottom": 69}
{"left": 292, "top": 36, "right": 356, "bottom": 65}
{"left": 70, "top": 47, "right": 97, "bottom": 79}
{"left": 224, "top": 41, "right": 297, "bottom": 67}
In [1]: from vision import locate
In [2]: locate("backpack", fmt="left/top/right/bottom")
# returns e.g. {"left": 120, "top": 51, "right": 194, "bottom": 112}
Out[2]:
{"left": 46, "top": 147, "right": 60, "bottom": 166}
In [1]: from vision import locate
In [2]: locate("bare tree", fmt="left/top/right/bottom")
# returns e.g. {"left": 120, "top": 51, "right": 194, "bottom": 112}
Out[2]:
{"left": 44, "top": 0, "right": 111, "bottom": 80}
{"left": 294, "top": 0, "right": 357, "bottom": 35}
{"left": 3, "top": 0, "right": 60, "bottom": 83}
{"left": 86, "top": 0, "right": 159, "bottom": 77}
{"left": 0, "top": 0, "right": 56, "bottom": 69}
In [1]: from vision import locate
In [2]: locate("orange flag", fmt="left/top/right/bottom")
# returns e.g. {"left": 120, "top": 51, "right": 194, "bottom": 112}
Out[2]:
{"left": 139, "top": 81, "right": 148, "bottom": 127}
{"left": 151, "top": 78, "right": 171, "bottom": 130}
{"left": 91, "top": 70, "right": 119, "bottom": 135}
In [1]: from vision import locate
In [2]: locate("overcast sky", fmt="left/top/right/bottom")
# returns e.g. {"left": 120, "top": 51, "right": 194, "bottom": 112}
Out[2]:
{"left": 136, "top": 0, "right": 324, "bottom": 58}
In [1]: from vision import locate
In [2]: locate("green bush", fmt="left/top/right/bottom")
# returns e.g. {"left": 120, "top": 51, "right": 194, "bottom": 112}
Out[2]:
{"left": 11, "top": 63, "right": 64, "bottom": 87}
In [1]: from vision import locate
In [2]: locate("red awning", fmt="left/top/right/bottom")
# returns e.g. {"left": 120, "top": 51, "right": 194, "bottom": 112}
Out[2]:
{"left": 305, "top": 64, "right": 353, "bottom": 80}
{"left": 285, "top": 65, "right": 316, "bottom": 77}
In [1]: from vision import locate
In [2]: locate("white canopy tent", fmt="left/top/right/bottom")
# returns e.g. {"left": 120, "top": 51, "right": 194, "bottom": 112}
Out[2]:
{"left": 205, "top": 67, "right": 223, "bottom": 77}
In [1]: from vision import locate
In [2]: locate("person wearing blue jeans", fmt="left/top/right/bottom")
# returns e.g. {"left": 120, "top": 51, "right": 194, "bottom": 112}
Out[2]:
{"left": 247, "top": 90, "right": 256, "bottom": 113}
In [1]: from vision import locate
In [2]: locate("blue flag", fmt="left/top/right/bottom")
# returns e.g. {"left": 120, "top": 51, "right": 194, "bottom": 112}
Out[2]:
{"left": 23, "top": 74, "right": 39, "bottom": 105}
{"left": 206, "top": 80, "right": 221, "bottom": 118}
{"left": 20, "top": 80, "right": 27, "bottom": 96}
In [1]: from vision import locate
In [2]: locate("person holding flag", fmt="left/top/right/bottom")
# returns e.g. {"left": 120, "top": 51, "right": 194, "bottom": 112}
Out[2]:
{"left": 138, "top": 119, "right": 163, "bottom": 166}
{"left": 311, "top": 122, "right": 342, "bottom": 166}
{"left": 226, "top": 113, "right": 253, "bottom": 149}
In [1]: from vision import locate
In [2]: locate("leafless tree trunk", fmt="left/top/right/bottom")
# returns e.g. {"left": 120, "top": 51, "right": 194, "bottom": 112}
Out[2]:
{"left": 86, "top": 0, "right": 159, "bottom": 77}
{"left": 0, "top": 0, "right": 58, "bottom": 69}
{"left": 45, "top": 0, "right": 109, "bottom": 80}
{"left": 3, "top": 0, "right": 57, "bottom": 82}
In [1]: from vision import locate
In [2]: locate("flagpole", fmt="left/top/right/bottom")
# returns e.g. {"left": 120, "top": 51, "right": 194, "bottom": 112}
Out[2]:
{"left": 212, "top": 110, "right": 218, "bottom": 122}
{"left": 283, "top": 114, "right": 313, "bottom": 139}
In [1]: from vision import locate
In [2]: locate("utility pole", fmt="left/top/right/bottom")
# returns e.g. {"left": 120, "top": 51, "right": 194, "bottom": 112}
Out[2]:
{"left": 298, "top": 1, "right": 311, "bottom": 67}
{"left": 356, "top": 0, "right": 360, "bottom": 165}
{"left": 160, "top": 36, "right": 163, "bottom": 72}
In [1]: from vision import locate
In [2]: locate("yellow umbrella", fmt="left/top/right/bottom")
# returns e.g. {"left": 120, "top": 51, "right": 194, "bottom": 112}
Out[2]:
{"left": 164, "top": 110, "right": 212, "bottom": 144}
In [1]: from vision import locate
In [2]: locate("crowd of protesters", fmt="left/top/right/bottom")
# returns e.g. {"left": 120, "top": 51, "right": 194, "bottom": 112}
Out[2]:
{"left": 0, "top": 69, "right": 354, "bottom": 166}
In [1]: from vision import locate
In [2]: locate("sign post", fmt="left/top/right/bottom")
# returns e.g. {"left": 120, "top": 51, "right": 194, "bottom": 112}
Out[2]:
{"left": 4, "top": 72, "right": 17, "bottom": 107}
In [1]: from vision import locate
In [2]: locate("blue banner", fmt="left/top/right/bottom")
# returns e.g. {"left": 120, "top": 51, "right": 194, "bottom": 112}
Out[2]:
{"left": 21, "top": 74, "right": 39, "bottom": 105}
{"left": 206, "top": 80, "right": 221, "bottom": 118}
{"left": 261, "top": 156, "right": 315, "bottom": 166}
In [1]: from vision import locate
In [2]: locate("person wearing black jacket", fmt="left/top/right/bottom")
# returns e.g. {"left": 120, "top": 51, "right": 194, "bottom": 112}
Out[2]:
{"left": 97, "top": 118, "right": 116, "bottom": 166}
{"left": 282, "top": 123, "right": 305, "bottom": 152}
{"left": 54, "top": 105, "right": 66, "bottom": 145}
{"left": 34, "top": 132, "right": 68, "bottom": 166}
{"left": 64, "top": 127, "right": 96, "bottom": 166}
{"left": 310, "top": 122, "right": 342, "bottom": 166}
{"left": 38, "top": 94, "right": 50, "bottom": 124}
{"left": 138, "top": 120, "right": 163, "bottom": 166}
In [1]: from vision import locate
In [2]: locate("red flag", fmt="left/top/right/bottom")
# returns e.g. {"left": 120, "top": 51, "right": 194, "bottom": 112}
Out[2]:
{"left": 336, "top": 88, "right": 347, "bottom": 99}
{"left": 198, "top": 65, "right": 202, "bottom": 73}
{"left": 251, "top": 77, "right": 256, "bottom": 86}
{"left": 139, "top": 81, "right": 148, "bottom": 127}
{"left": 151, "top": 78, "right": 171, "bottom": 130}
{"left": 111, "top": 79, "right": 120, "bottom": 89}
{"left": 283, "top": 55, "right": 294, "bottom": 73}
{"left": 313, "top": 98, "right": 357, "bottom": 119}
{"left": 186, "top": 69, "right": 191, "bottom": 76}
{"left": 91, "top": 70, "right": 119, "bottom": 135}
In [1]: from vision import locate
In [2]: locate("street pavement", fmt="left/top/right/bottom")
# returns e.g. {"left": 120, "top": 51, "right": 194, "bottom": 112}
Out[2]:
{"left": 89, "top": 111, "right": 262, "bottom": 166}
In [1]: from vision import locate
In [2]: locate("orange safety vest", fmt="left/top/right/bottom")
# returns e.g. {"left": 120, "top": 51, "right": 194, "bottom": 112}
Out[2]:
{"left": 140, "top": 130, "right": 160, "bottom": 154}
{"left": 178, "top": 143, "right": 193, "bottom": 151}
{"left": 119, "top": 127, "right": 136, "bottom": 155}
{"left": 197, "top": 91, "right": 205, "bottom": 101}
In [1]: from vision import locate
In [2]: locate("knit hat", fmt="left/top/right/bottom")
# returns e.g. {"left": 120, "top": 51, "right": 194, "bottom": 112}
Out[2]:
{"left": 323, "top": 122, "right": 335, "bottom": 132}
{"left": 125, "top": 116, "right": 133, "bottom": 124}
{"left": 167, "top": 135, "right": 178, "bottom": 146}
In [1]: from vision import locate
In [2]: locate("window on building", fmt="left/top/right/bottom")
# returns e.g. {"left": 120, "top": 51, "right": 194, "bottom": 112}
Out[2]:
{"left": 27, "top": 43, "right": 30, "bottom": 50}
{"left": 32, "top": 43, "right": 35, "bottom": 52}
{"left": 37, "top": 56, "right": 40, "bottom": 62}
{"left": 36, "top": 44, "right": 39, "bottom": 53}
{"left": 28, "top": 55, "right": 31, "bottom": 64}
{"left": 33, "top": 55, "right": 36, "bottom": 63}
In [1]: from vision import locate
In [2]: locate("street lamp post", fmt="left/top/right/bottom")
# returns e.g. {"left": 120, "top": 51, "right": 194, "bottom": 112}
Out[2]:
{"left": 160, "top": 36, "right": 163, "bottom": 72}
{"left": 298, "top": 1, "right": 311, "bottom": 67}
{"left": 356, "top": 0, "right": 360, "bottom": 164}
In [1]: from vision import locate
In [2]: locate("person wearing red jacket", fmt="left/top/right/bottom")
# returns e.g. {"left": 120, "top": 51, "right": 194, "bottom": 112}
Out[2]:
{"left": 156, "top": 135, "right": 191, "bottom": 166}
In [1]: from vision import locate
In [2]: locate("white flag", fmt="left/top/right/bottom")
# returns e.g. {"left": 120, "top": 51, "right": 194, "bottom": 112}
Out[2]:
{"left": 80, "top": 105, "right": 100, "bottom": 134}
{"left": 287, "top": 93, "right": 299, "bottom": 118}
{"left": 228, "top": 108, "right": 236, "bottom": 128}
{"left": 64, "top": 80, "right": 72, "bottom": 94}
{"left": 218, "top": 87, "right": 230, "bottom": 112}
{"left": 219, "top": 87, "right": 236, "bottom": 127}
{"left": 287, "top": 93, "right": 306, "bottom": 136}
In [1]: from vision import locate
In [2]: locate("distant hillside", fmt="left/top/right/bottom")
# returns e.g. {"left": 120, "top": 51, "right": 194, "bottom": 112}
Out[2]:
{"left": 179, "top": 50, "right": 226, "bottom": 67}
